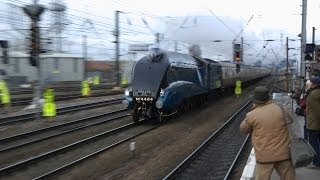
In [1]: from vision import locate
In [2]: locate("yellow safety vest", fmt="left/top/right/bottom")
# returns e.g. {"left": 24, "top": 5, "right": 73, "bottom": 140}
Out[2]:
{"left": 42, "top": 102, "right": 57, "bottom": 117}
{"left": 0, "top": 80, "right": 10, "bottom": 104}
{"left": 44, "top": 89, "right": 55, "bottom": 103}
{"left": 81, "top": 81, "right": 90, "bottom": 96}
{"left": 93, "top": 76, "right": 100, "bottom": 85}
{"left": 42, "top": 88, "right": 56, "bottom": 117}
{"left": 121, "top": 76, "right": 128, "bottom": 86}
{"left": 235, "top": 87, "right": 242, "bottom": 95}
{"left": 236, "top": 80, "right": 242, "bottom": 87}
{"left": 235, "top": 80, "right": 242, "bottom": 95}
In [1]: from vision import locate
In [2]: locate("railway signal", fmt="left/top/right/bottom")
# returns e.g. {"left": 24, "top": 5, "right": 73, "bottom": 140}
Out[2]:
{"left": 29, "top": 23, "right": 39, "bottom": 66}
{"left": 23, "top": 3, "right": 45, "bottom": 121}
{"left": 23, "top": 4, "right": 45, "bottom": 67}
{"left": 233, "top": 43, "right": 241, "bottom": 62}
{"left": 236, "top": 64, "right": 241, "bottom": 73}
{"left": 305, "top": 43, "right": 315, "bottom": 61}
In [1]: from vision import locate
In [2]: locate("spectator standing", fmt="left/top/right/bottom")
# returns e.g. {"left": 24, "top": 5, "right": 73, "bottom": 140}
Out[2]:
{"left": 305, "top": 76, "right": 320, "bottom": 168}
{"left": 240, "top": 86, "right": 295, "bottom": 180}
{"left": 300, "top": 79, "right": 313, "bottom": 140}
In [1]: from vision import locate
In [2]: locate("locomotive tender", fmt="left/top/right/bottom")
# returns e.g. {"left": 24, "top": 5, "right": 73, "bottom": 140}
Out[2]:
{"left": 122, "top": 48, "right": 270, "bottom": 123}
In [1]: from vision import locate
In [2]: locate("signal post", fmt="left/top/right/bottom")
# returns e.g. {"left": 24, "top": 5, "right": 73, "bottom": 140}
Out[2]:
{"left": 23, "top": 4, "right": 45, "bottom": 120}
{"left": 233, "top": 43, "right": 242, "bottom": 97}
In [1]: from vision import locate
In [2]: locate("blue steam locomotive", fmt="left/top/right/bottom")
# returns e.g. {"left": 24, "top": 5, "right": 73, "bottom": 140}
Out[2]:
{"left": 122, "top": 48, "right": 270, "bottom": 123}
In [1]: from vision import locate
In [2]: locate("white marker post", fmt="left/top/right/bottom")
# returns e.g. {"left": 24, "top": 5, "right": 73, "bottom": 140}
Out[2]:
{"left": 129, "top": 142, "right": 136, "bottom": 158}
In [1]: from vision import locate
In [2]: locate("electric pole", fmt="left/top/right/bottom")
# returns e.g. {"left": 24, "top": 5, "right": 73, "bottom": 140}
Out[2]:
{"left": 83, "top": 35, "right": 87, "bottom": 61}
{"left": 301, "top": 0, "right": 307, "bottom": 85}
{"left": 312, "top": 27, "right": 316, "bottom": 73}
{"left": 241, "top": 37, "right": 244, "bottom": 63}
{"left": 114, "top": 10, "right": 120, "bottom": 87}
{"left": 286, "top": 37, "right": 289, "bottom": 92}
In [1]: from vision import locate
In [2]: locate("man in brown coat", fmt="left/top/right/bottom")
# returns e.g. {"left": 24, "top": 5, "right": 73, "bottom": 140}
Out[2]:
{"left": 240, "top": 86, "right": 295, "bottom": 180}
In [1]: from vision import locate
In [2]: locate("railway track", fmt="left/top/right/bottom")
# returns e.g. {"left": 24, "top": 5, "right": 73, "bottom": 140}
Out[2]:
{"left": 9, "top": 91, "right": 122, "bottom": 106}
{"left": 0, "top": 114, "right": 159, "bottom": 179}
{"left": 0, "top": 97, "right": 123, "bottom": 126}
{"left": 9, "top": 83, "right": 114, "bottom": 95}
{"left": 163, "top": 80, "right": 282, "bottom": 179}
{"left": 163, "top": 100, "right": 252, "bottom": 180}
{"left": 0, "top": 109, "right": 129, "bottom": 153}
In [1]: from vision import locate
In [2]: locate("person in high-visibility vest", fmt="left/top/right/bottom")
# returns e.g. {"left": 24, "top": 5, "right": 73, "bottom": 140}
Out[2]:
{"left": 93, "top": 76, "right": 100, "bottom": 85}
{"left": 81, "top": 80, "right": 91, "bottom": 97}
{"left": 42, "top": 88, "right": 57, "bottom": 117}
{"left": 43, "top": 102, "right": 56, "bottom": 117}
{"left": 1, "top": 86, "right": 10, "bottom": 105}
{"left": 235, "top": 80, "right": 242, "bottom": 98}
{"left": 121, "top": 75, "right": 128, "bottom": 87}
{"left": 0, "top": 80, "right": 11, "bottom": 113}
{"left": 0, "top": 80, "right": 10, "bottom": 104}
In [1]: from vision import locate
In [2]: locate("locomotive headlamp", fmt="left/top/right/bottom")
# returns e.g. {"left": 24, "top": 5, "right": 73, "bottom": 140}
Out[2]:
{"left": 125, "top": 87, "right": 133, "bottom": 97}
{"left": 125, "top": 89, "right": 130, "bottom": 96}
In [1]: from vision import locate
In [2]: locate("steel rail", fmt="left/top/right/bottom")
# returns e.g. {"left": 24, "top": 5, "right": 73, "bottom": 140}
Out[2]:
{"left": 163, "top": 100, "right": 251, "bottom": 179}
{"left": 0, "top": 121, "right": 138, "bottom": 176}
{"left": 0, "top": 98, "right": 123, "bottom": 125}
{"left": 0, "top": 109, "right": 127, "bottom": 145}
{"left": 34, "top": 124, "right": 160, "bottom": 180}
{"left": 0, "top": 110, "right": 130, "bottom": 153}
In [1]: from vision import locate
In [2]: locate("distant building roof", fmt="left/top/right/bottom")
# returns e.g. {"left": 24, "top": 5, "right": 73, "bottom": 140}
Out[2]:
{"left": 85, "top": 60, "right": 112, "bottom": 71}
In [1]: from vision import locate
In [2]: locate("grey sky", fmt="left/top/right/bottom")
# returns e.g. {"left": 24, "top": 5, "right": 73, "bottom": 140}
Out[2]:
{"left": 1, "top": 0, "right": 320, "bottom": 65}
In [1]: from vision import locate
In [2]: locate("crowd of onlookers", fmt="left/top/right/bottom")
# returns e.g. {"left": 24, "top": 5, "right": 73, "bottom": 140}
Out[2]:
{"left": 294, "top": 76, "right": 320, "bottom": 168}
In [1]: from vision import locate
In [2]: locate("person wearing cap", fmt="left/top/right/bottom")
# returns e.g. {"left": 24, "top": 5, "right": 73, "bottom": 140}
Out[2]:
{"left": 240, "top": 86, "right": 295, "bottom": 180}
{"left": 305, "top": 76, "right": 320, "bottom": 168}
